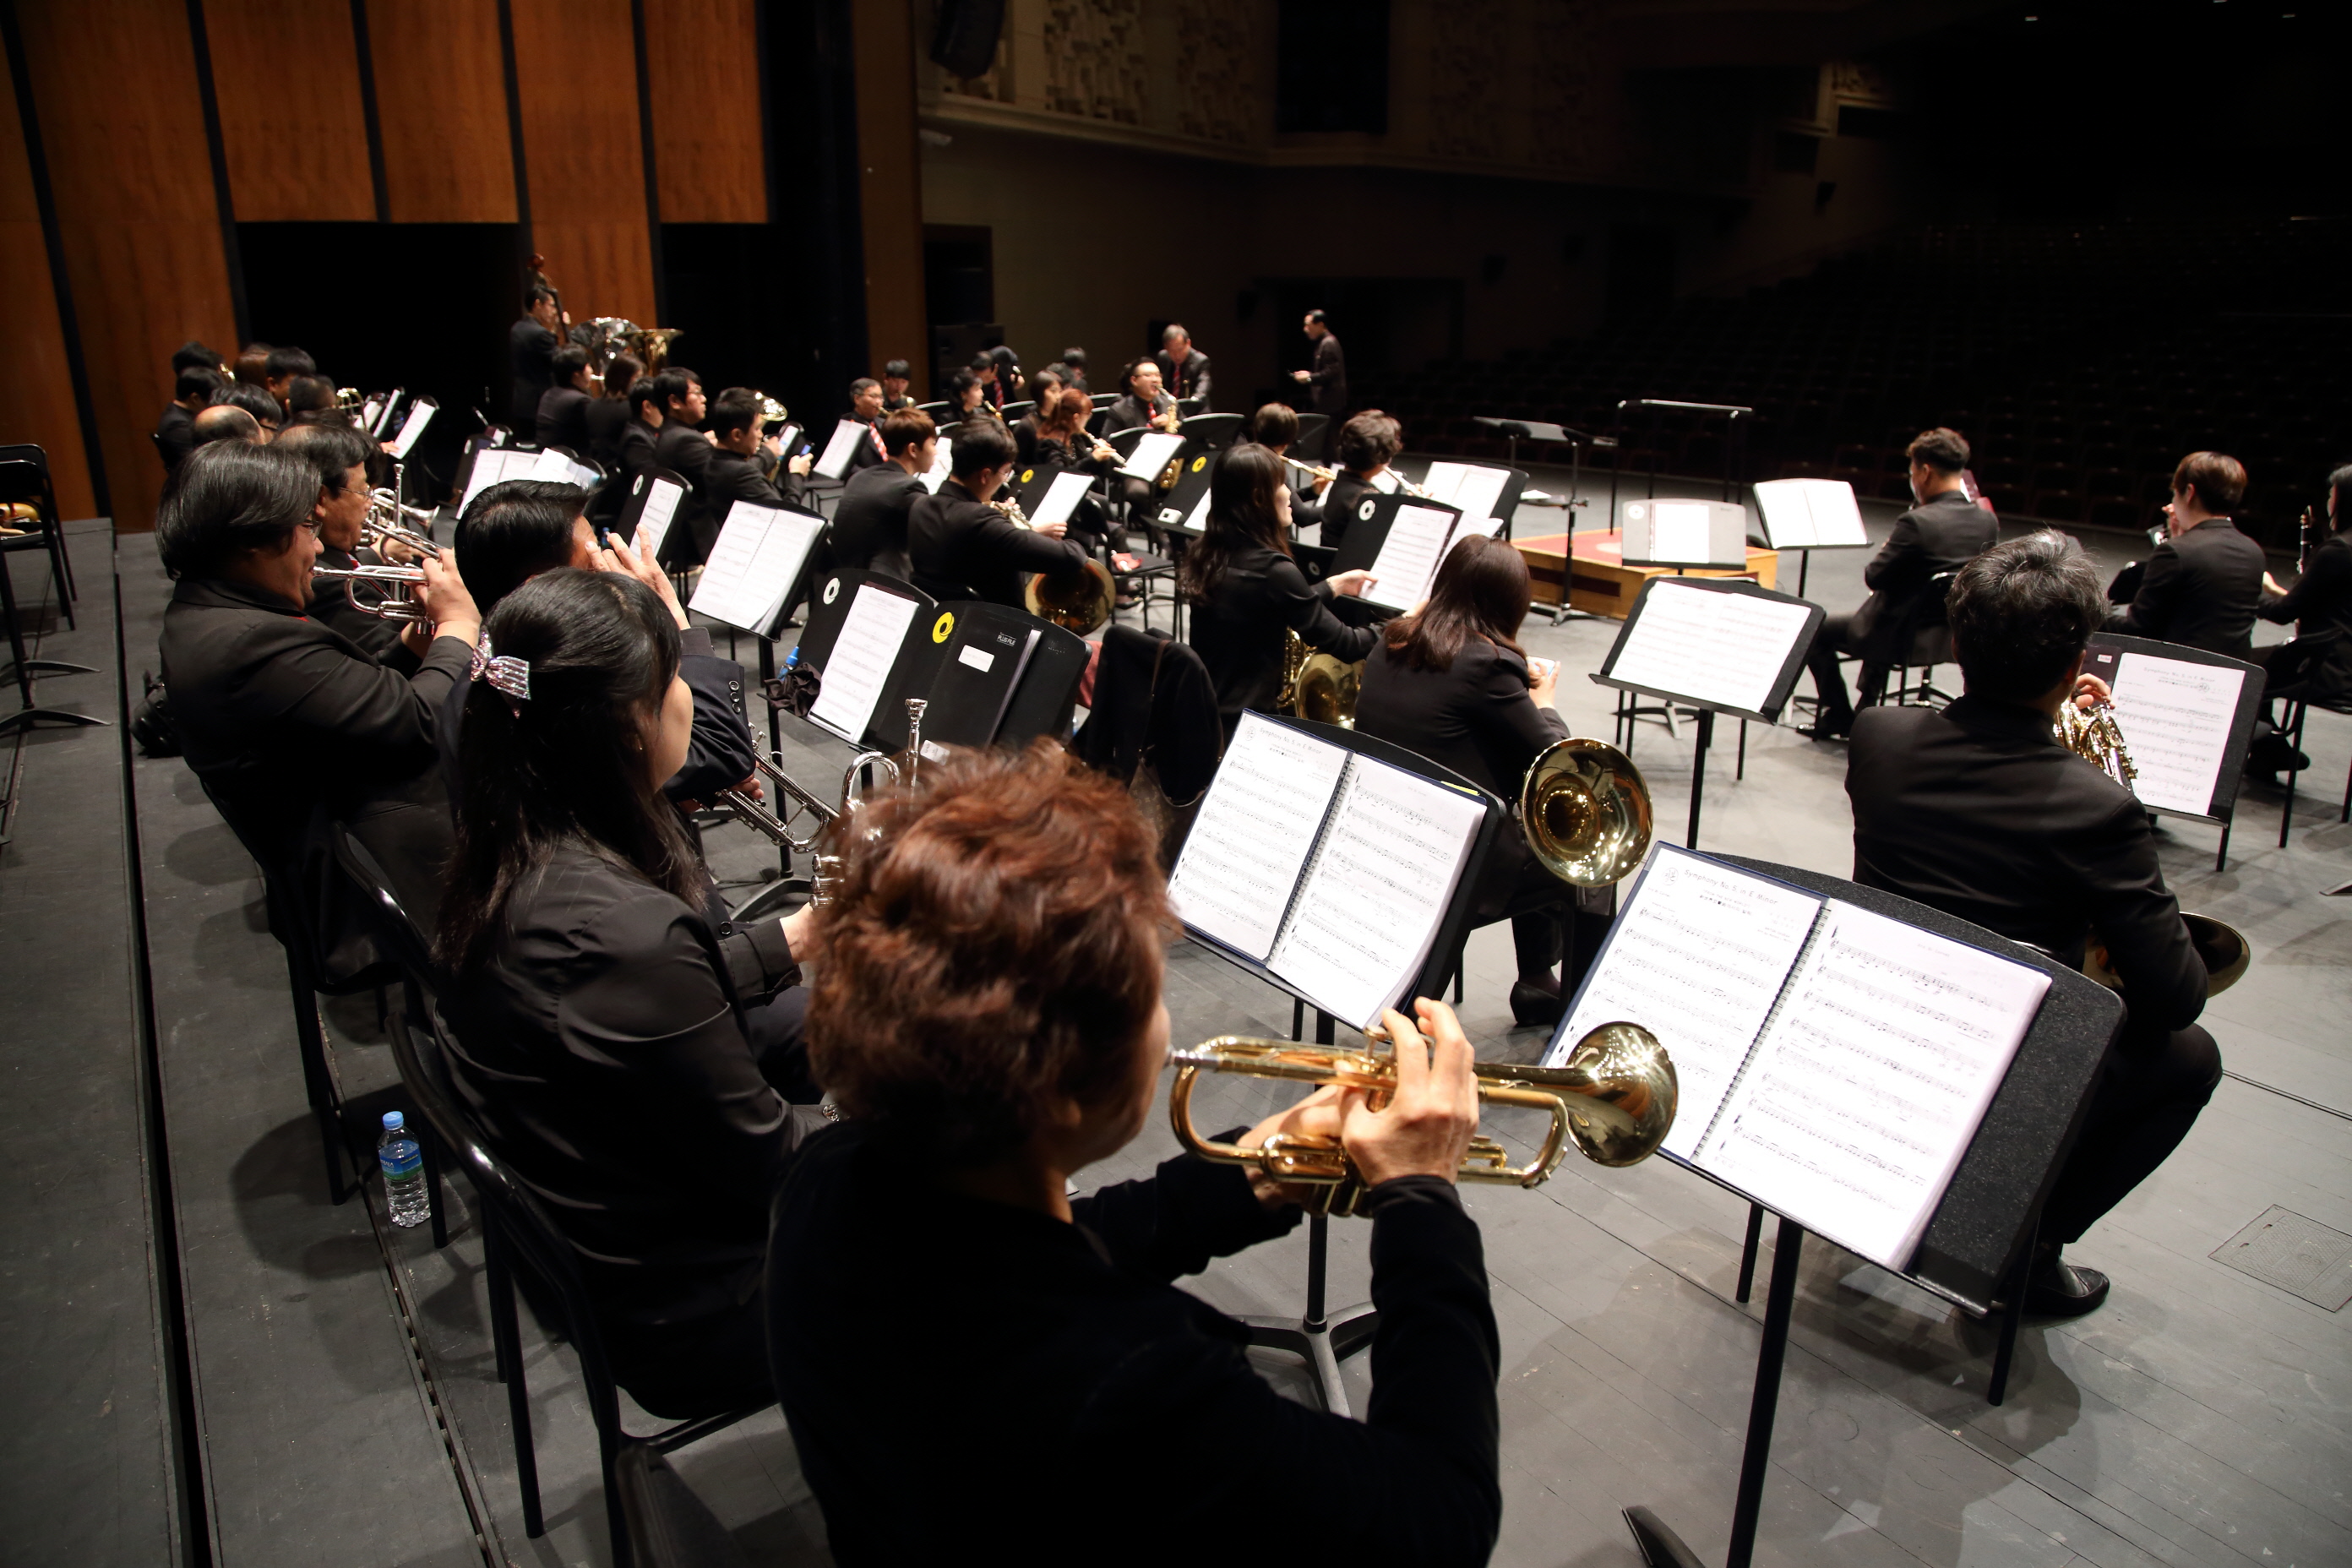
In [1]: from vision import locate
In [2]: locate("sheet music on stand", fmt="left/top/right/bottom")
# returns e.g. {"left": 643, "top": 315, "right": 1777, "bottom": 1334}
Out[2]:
{"left": 1750, "top": 479, "right": 1868, "bottom": 549}
{"left": 1359, "top": 504, "right": 1498, "bottom": 612}
{"left": 920, "top": 442, "right": 951, "bottom": 493}
{"left": 685, "top": 501, "right": 825, "bottom": 635}
{"left": 1168, "top": 713, "right": 1487, "bottom": 1029}
{"left": 1551, "top": 843, "right": 2050, "bottom": 1272}
{"left": 805, "top": 582, "right": 922, "bottom": 745}
{"left": 1116, "top": 432, "right": 1184, "bottom": 482}
{"left": 631, "top": 476, "right": 686, "bottom": 562}
{"left": 388, "top": 400, "right": 434, "bottom": 460}
{"left": 2088, "top": 640, "right": 2258, "bottom": 819}
{"left": 814, "top": 418, "right": 868, "bottom": 481}
{"left": 1419, "top": 462, "right": 1514, "bottom": 530}
{"left": 527, "top": 448, "right": 600, "bottom": 488}
{"left": 456, "top": 447, "right": 542, "bottom": 520}
{"left": 1599, "top": 578, "right": 1819, "bottom": 722}
{"left": 1027, "top": 471, "right": 1096, "bottom": 533}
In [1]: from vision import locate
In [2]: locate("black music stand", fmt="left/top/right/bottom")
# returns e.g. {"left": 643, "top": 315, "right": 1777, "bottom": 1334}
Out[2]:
{"left": 1612, "top": 855, "right": 2122, "bottom": 1568}
{"left": 1608, "top": 399, "right": 1753, "bottom": 527}
{"left": 1173, "top": 716, "right": 1505, "bottom": 1416}
{"left": 2081, "top": 634, "right": 2262, "bottom": 871}
{"left": 1592, "top": 578, "right": 1820, "bottom": 848}
{"left": 1472, "top": 416, "right": 1616, "bottom": 536}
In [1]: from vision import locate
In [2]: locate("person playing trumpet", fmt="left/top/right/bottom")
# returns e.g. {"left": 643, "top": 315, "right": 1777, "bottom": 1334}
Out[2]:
{"left": 278, "top": 421, "right": 402, "bottom": 656}
{"left": 767, "top": 743, "right": 1502, "bottom": 1565}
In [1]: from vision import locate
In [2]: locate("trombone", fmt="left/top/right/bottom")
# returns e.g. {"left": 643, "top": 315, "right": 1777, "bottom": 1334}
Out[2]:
{"left": 1170, "top": 1020, "right": 1676, "bottom": 1216}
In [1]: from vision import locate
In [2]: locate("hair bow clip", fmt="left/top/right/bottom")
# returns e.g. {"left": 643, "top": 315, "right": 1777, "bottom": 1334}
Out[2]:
{"left": 471, "top": 634, "right": 531, "bottom": 708}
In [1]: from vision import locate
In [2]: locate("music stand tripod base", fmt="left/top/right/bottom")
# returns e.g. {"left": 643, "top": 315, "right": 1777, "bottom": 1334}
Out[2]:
{"left": 1239, "top": 1211, "right": 1378, "bottom": 1418}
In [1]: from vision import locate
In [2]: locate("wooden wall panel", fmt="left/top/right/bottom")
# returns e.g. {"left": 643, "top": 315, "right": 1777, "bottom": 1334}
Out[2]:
{"left": 854, "top": 0, "right": 926, "bottom": 395}
{"left": 643, "top": 0, "right": 765, "bottom": 223}
{"left": 203, "top": 0, "right": 374, "bottom": 222}
{"left": 0, "top": 25, "right": 95, "bottom": 519}
{"left": 509, "top": 0, "right": 655, "bottom": 323}
{"left": 367, "top": 0, "right": 515, "bottom": 223}
{"left": 16, "top": 0, "right": 238, "bottom": 532}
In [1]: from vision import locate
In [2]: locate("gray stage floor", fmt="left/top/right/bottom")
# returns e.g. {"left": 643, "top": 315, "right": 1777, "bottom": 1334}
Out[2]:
{"left": 3, "top": 467, "right": 2346, "bottom": 1567}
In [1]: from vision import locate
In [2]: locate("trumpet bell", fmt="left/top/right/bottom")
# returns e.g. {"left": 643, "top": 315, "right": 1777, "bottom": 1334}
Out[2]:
{"left": 2082, "top": 912, "right": 2248, "bottom": 997}
{"left": 1293, "top": 651, "right": 1360, "bottom": 727}
{"left": 1521, "top": 738, "right": 1651, "bottom": 887}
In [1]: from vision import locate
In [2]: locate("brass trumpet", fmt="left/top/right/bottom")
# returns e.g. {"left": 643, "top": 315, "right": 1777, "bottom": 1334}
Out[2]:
{"left": 1169, "top": 1021, "right": 1677, "bottom": 1216}
{"left": 313, "top": 562, "right": 429, "bottom": 623}
{"left": 364, "top": 489, "right": 442, "bottom": 562}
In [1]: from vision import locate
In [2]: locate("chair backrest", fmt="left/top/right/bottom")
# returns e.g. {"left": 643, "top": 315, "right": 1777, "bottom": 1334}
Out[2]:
{"left": 328, "top": 819, "right": 448, "bottom": 998}
{"left": 0, "top": 460, "right": 52, "bottom": 511}
{"left": 0, "top": 444, "right": 48, "bottom": 473}
{"left": 1177, "top": 412, "right": 1244, "bottom": 451}
{"left": 2268, "top": 626, "right": 2343, "bottom": 697}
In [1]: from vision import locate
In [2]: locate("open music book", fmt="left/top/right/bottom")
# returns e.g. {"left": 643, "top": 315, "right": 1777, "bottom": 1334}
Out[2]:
{"left": 1117, "top": 431, "right": 1184, "bottom": 482}
{"left": 807, "top": 581, "right": 921, "bottom": 744}
{"left": 1168, "top": 713, "right": 1488, "bottom": 1029}
{"left": 1361, "top": 504, "right": 1500, "bottom": 612}
{"left": 527, "top": 448, "right": 600, "bottom": 488}
{"left": 2093, "top": 645, "right": 2252, "bottom": 818}
{"left": 687, "top": 501, "right": 825, "bottom": 635}
{"left": 1418, "top": 461, "right": 1514, "bottom": 530}
{"left": 457, "top": 447, "right": 543, "bottom": 519}
{"left": 1602, "top": 579, "right": 1818, "bottom": 720}
{"left": 1549, "top": 845, "right": 2050, "bottom": 1271}
{"left": 1751, "top": 479, "right": 1868, "bottom": 549}
{"left": 388, "top": 400, "right": 434, "bottom": 460}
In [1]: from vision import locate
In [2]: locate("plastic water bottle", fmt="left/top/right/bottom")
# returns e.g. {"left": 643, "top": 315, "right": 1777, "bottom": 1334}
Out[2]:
{"left": 378, "top": 1112, "right": 429, "bottom": 1228}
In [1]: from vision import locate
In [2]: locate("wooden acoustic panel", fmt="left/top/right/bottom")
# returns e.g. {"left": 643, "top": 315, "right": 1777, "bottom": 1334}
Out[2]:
{"left": 367, "top": 0, "right": 515, "bottom": 223}
{"left": 15, "top": 0, "right": 238, "bottom": 531}
{"left": 852, "top": 0, "right": 925, "bottom": 395}
{"left": 643, "top": 0, "right": 765, "bottom": 223}
{"left": 203, "top": 0, "right": 374, "bottom": 222}
{"left": 509, "top": 0, "right": 655, "bottom": 323}
{"left": 0, "top": 25, "right": 96, "bottom": 519}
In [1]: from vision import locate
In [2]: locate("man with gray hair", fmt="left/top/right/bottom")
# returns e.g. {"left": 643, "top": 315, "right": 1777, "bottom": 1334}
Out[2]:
{"left": 1844, "top": 530, "right": 2221, "bottom": 1319}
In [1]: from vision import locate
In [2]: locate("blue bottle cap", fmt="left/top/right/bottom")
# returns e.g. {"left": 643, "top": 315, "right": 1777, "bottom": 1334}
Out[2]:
{"left": 383, "top": 1111, "right": 405, "bottom": 1130}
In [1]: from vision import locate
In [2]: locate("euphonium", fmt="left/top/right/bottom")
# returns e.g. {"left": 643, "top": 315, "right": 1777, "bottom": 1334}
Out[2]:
{"left": 1169, "top": 1021, "right": 1677, "bottom": 1216}
{"left": 313, "top": 562, "right": 429, "bottom": 623}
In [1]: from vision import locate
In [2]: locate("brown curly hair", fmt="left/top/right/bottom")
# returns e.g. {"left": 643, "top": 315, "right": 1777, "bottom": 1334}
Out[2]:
{"left": 808, "top": 741, "right": 1173, "bottom": 1165}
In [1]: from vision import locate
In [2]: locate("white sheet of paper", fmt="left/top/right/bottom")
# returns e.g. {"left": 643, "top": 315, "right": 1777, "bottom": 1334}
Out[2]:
{"left": 389, "top": 400, "right": 434, "bottom": 459}
{"left": 1362, "top": 504, "right": 1461, "bottom": 611}
{"left": 1028, "top": 470, "right": 1097, "bottom": 533}
{"left": 527, "top": 449, "right": 596, "bottom": 487}
{"left": 456, "top": 448, "right": 534, "bottom": 520}
{"left": 1267, "top": 757, "right": 1486, "bottom": 1029}
{"left": 1168, "top": 714, "right": 1352, "bottom": 961}
{"left": 815, "top": 419, "right": 867, "bottom": 481}
{"left": 1369, "top": 471, "right": 1401, "bottom": 495}
{"left": 1422, "top": 462, "right": 1512, "bottom": 531}
{"left": 921, "top": 443, "right": 951, "bottom": 493}
{"left": 807, "top": 584, "right": 918, "bottom": 743}
{"left": 1694, "top": 902, "right": 2049, "bottom": 1271}
{"left": 633, "top": 476, "right": 685, "bottom": 561}
{"left": 1607, "top": 581, "right": 1814, "bottom": 717}
{"left": 1185, "top": 487, "right": 1211, "bottom": 533}
{"left": 687, "top": 504, "right": 824, "bottom": 633}
{"left": 1548, "top": 846, "right": 1825, "bottom": 1157}
{"left": 1752, "top": 479, "right": 1865, "bottom": 549}
{"left": 1117, "top": 432, "right": 1184, "bottom": 482}
{"left": 2106, "top": 652, "right": 2246, "bottom": 817}
{"left": 1648, "top": 500, "right": 1713, "bottom": 564}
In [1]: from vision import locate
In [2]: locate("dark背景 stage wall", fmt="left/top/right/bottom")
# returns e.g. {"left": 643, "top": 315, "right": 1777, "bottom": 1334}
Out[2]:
{"left": 0, "top": 19, "right": 95, "bottom": 520}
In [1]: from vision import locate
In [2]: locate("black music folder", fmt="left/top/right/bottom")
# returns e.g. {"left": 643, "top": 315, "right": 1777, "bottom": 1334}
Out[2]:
{"left": 794, "top": 569, "right": 945, "bottom": 750}
{"left": 2080, "top": 633, "right": 2263, "bottom": 824}
{"left": 919, "top": 602, "right": 1091, "bottom": 753}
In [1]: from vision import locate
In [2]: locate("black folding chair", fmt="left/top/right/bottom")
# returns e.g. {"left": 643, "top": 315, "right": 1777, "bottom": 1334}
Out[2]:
{"left": 0, "top": 448, "right": 82, "bottom": 619}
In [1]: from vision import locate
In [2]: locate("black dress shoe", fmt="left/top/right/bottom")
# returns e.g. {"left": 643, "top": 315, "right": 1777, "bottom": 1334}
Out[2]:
{"left": 1510, "top": 977, "right": 1565, "bottom": 1028}
{"left": 2024, "top": 1249, "right": 2111, "bottom": 1318}
{"left": 2247, "top": 736, "right": 2311, "bottom": 773}
{"left": 1797, "top": 721, "right": 1849, "bottom": 742}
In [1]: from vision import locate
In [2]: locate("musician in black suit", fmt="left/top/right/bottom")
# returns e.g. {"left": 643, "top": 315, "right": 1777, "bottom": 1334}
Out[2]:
{"left": 276, "top": 422, "right": 403, "bottom": 659}
{"left": 438, "top": 569, "right": 828, "bottom": 1420}
{"left": 650, "top": 368, "right": 718, "bottom": 557}
{"left": 155, "top": 366, "right": 222, "bottom": 473}
{"left": 583, "top": 353, "right": 642, "bottom": 469}
{"left": 768, "top": 743, "right": 1501, "bottom": 1565}
{"left": 508, "top": 285, "right": 564, "bottom": 436}
{"left": 617, "top": 376, "right": 663, "bottom": 484}
{"left": 157, "top": 443, "right": 480, "bottom": 976}
{"left": 1102, "top": 357, "right": 1179, "bottom": 437}
{"left": 1847, "top": 531, "right": 2221, "bottom": 1317}
{"left": 879, "top": 359, "right": 914, "bottom": 412}
{"left": 841, "top": 378, "right": 890, "bottom": 473}
{"left": 1019, "top": 387, "right": 1120, "bottom": 548}
{"left": 1182, "top": 444, "right": 1377, "bottom": 737}
{"left": 191, "top": 405, "right": 264, "bottom": 449}
{"left": 1357, "top": 536, "right": 1572, "bottom": 1026}
{"left": 831, "top": 409, "right": 936, "bottom": 579}
{"left": 909, "top": 423, "right": 1089, "bottom": 611}
{"left": 535, "top": 346, "right": 597, "bottom": 455}
{"left": 2106, "top": 451, "right": 2266, "bottom": 659}
{"left": 1291, "top": 308, "right": 1347, "bottom": 416}
{"left": 1154, "top": 324, "right": 1211, "bottom": 412}
{"left": 2248, "top": 465, "right": 2352, "bottom": 779}
{"left": 705, "top": 388, "right": 808, "bottom": 509}
{"left": 1799, "top": 427, "right": 1999, "bottom": 739}
{"left": 1321, "top": 411, "right": 1406, "bottom": 556}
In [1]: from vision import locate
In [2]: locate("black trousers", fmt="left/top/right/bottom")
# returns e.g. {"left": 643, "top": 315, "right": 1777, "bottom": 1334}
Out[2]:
{"left": 1801, "top": 612, "right": 1889, "bottom": 729}
{"left": 2042, "top": 1018, "right": 2222, "bottom": 1245}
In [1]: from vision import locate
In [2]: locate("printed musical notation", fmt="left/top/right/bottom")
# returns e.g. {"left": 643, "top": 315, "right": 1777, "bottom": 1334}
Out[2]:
{"left": 806, "top": 584, "right": 917, "bottom": 744}
{"left": 689, "top": 504, "right": 823, "bottom": 634}
{"left": 1605, "top": 582, "right": 1815, "bottom": 718}
{"left": 1361, "top": 504, "right": 1462, "bottom": 612}
{"left": 2107, "top": 652, "right": 2247, "bottom": 817}
{"left": 633, "top": 477, "right": 683, "bottom": 562}
{"left": 1167, "top": 715, "right": 1349, "bottom": 961}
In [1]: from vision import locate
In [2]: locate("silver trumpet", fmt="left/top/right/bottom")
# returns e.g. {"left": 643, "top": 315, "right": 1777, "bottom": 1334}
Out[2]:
{"left": 808, "top": 699, "right": 928, "bottom": 906}
{"left": 364, "top": 489, "right": 442, "bottom": 561}
{"left": 313, "top": 562, "right": 430, "bottom": 623}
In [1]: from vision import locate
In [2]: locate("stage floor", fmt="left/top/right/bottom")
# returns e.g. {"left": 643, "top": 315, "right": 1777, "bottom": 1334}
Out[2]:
{"left": 3, "top": 464, "right": 2346, "bottom": 1567}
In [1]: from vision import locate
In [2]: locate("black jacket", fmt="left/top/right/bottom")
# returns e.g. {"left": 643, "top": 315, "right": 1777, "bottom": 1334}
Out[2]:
{"left": 1103, "top": 391, "right": 1176, "bottom": 435}
{"left": 830, "top": 464, "right": 924, "bottom": 578}
{"left": 617, "top": 420, "right": 660, "bottom": 485}
{"left": 766, "top": 1123, "right": 1500, "bottom": 1567}
{"left": 1186, "top": 542, "right": 1377, "bottom": 728}
{"left": 844, "top": 416, "right": 889, "bottom": 472}
{"left": 1846, "top": 489, "right": 1998, "bottom": 659}
{"left": 1356, "top": 638, "right": 1566, "bottom": 800}
{"left": 1153, "top": 347, "right": 1212, "bottom": 410}
{"left": 440, "top": 846, "right": 828, "bottom": 1392}
{"left": 908, "top": 482, "right": 1089, "bottom": 610}
{"left": 2109, "top": 515, "right": 2267, "bottom": 659}
{"left": 705, "top": 449, "right": 800, "bottom": 511}
{"left": 656, "top": 422, "right": 721, "bottom": 558}
{"left": 1302, "top": 332, "right": 1347, "bottom": 415}
{"left": 1320, "top": 472, "right": 1381, "bottom": 553}
{"left": 536, "top": 384, "right": 592, "bottom": 455}
{"left": 584, "top": 396, "right": 632, "bottom": 468}
{"left": 155, "top": 403, "right": 195, "bottom": 472}
{"left": 2258, "top": 530, "right": 2352, "bottom": 705}
{"left": 1847, "top": 695, "right": 2204, "bottom": 1035}
{"left": 509, "top": 317, "right": 558, "bottom": 434}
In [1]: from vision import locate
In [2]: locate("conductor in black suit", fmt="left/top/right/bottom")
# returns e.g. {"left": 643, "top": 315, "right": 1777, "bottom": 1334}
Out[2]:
{"left": 832, "top": 409, "right": 936, "bottom": 580}
{"left": 1291, "top": 308, "right": 1347, "bottom": 416}
{"left": 535, "top": 346, "right": 597, "bottom": 455}
{"left": 1800, "top": 427, "right": 1998, "bottom": 739}
{"left": 508, "top": 285, "right": 564, "bottom": 437}
{"left": 2106, "top": 451, "right": 2265, "bottom": 659}
{"left": 1154, "top": 324, "right": 1211, "bottom": 412}
{"left": 1847, "top": 531, "right": 2222, "bottom": 1318}
{"left": 908, "top": 422, "right": 1091, "bottom": 611}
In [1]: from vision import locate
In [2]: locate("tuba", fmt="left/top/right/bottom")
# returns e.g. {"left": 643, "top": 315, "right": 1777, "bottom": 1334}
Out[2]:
{"left": 1170, "top": 1021, "right": 1676, "bottom": 1216}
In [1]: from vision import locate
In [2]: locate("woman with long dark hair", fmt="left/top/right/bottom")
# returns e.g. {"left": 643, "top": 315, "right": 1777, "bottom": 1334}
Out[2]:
{"left": 1181, "top": 444, "right": 1377, "bottom": 737}
{"left": 1354, "top": 534, "right": 1571, "bottom": 1026}
{"left": 437, "top": 569, "right": 824, "bottom": 1418}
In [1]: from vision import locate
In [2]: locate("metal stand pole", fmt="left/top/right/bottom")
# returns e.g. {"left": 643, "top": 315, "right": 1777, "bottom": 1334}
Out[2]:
{"left": 1687, "top": 709, "right": 1714, "bottom": 849}
{"left": 1727, "top": 1217, "right": 1805, "bottom": 1567}
{"left": 1988, "top": 1211, "right": 2038, "bottom": 1406}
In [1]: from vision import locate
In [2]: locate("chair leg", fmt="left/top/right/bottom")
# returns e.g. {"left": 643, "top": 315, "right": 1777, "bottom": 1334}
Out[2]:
{"left": 2214, "top": 817, "right": 2230, "bottom": 875}
{"left": 285, "top": 959, "right": 352, "bottom": 1206}
{"left": 44, "top": 526, "right": 76, "bottom": 630}
{"left": 486, "top": 1225, "right": 545, "bottom": 1537}
{"left": 602, "top": 1431, "right": 634, "bottom": 1568}
{"left": 2279, "top": 700, "right": 2303, "bottom": 848}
